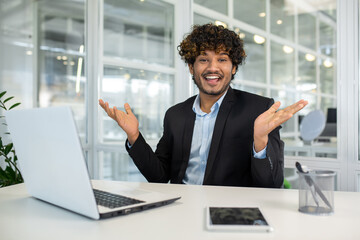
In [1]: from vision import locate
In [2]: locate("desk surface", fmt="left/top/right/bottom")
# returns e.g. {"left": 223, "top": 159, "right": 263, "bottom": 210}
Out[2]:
{"left": 1, "top": 180, "right": 360, "bottom": 240}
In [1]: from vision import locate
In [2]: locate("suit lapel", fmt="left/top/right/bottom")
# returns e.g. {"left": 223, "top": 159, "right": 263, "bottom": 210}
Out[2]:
{"left": 177, "top": 98, "right": 196, "bottom": 182}
{"left": 203, "top": 87, "right": 236, "bottom": 184}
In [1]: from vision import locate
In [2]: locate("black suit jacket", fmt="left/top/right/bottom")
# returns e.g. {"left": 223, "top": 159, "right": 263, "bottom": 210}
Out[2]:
{"left": 126, "top": 87, "right": 284, "bottom": 188}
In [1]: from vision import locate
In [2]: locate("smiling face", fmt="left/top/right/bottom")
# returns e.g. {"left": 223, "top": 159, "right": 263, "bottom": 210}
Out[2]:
{"left": 189, "top": 50, "right": 237, "bottom": 97}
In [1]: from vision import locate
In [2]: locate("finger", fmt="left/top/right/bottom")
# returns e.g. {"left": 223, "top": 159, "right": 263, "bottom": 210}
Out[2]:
{"left": 285, "top": 100, "right": 308, "bottom": 114}
{"left": 113, "top": 106, "right": 122, "bottom": 124}
{"left": 266, "top": 101, "right": 281, "bottom": 114}
{"left": 105, "top": 102, "right": 110, "bottom": 113}
{"left": 109, "top": 107, "right": 115, "bottom": 118}
{"left": 124, "top": 103, "right": 133, "bottom": 115}
{"left": 99, "top": 99, "right": 105, "bottom": 108}
{"left": 105, "top": 102, "right": 115, "bottom": 118}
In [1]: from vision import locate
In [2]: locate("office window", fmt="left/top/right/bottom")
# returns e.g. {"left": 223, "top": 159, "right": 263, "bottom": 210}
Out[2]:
{"left": 320, "top": 59, "right": 335, "bottom": 94}
{"left": 194, "top": 0, "right": 227, "bottom": 15}
{"left": 100, "top": 66, "right": 173, "bottom": 143}
{"left": 37, "top": 1, "right": 86, "bottom": 140}
{"left": 320, "top": 21, "right": 336, "bottom": 58}
{"left": 0, "top": 0, "right": 34, "bottom": 108}
{"left": 99, "top": 0, "right": 175, "bottom": 180}
{"left": 270, "top": 0, "right": 295, "bottom": 42}
{"left": 234, "top": 0, "right": 266, "bottom": 30}
{"left": 193, "top": 14, "right": 217, "bottom": 26}
{"left": 298, "top": 51, "right": 317, "bottom": 94}
{"left": 235, "top": 29, "right": 266, "bottom": 84}
{"left": 271, "top": 41, "right": 295, "bottom": 87}
{"left": 103, "top": 0, "right": 174, "bottom": 67}
{"left": 298, "top": 11, "right": 316, "bottom": 50}
{"left": 98, "top": 151, "right": 146, "bottom": 182}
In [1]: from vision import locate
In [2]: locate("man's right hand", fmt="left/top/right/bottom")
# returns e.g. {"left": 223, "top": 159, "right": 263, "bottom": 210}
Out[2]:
{"left": 99, "top": 99, "right": 139, "bottom": 145}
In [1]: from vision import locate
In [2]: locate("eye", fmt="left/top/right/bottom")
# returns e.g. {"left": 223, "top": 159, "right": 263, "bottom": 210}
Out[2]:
{"left": 199, "top": 58, "right": 208, "bottom": 62}
{"left": 218, "top": 58, "right": 227, "bottom": 62}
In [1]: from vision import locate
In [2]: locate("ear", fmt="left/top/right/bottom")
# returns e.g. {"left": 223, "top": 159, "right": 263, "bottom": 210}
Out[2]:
{"left": 231, "top": 65, "right": 236, "bottom": 75}
{"left": 188, "top": 64, "right": 194, "bottom": 75}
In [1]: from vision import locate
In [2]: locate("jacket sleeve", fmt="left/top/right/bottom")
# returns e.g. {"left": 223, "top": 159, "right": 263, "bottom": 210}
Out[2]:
{"left": 250, "top": 100, "right": 285, "bottom": 188}
{"left": 125, "top": 113, "right": 172, "bottom": 183}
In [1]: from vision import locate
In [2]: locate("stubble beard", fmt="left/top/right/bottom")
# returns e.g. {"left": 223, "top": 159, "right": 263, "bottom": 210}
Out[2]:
{"left": 192, "top": 71, "right": 231, "bottom": 96}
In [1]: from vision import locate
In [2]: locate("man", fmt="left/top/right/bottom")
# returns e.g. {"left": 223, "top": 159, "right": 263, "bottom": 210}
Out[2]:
{"left": 99, "top": 23, "right": 307, "bottom": 188}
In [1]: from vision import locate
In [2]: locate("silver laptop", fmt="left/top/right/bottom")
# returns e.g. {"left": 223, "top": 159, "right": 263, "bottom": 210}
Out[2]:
{"left": 5, "top": 106, "right": 180, "bottom": 220}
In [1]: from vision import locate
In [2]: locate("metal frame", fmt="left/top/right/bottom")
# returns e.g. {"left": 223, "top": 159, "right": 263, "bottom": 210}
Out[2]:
{"left": 337, "top": 0, "right": 359, "bottom": 191}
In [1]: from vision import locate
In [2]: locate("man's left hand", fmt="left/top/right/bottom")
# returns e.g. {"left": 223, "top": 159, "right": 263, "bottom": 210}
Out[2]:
{"left": 253, "top": 99, "right": 308, "bottom": 152}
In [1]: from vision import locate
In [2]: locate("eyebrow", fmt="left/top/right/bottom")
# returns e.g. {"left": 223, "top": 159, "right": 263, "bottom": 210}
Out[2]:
{"left": 219, "top": 52, "right": 230, "bottom": 56}
{"left": 199, "top": 52, "right": 230, "bottom": 56}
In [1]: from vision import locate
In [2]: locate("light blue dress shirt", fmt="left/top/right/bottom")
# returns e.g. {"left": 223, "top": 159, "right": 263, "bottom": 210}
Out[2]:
{"left": 183, "top": 92, "right": 267, "bottom": 185}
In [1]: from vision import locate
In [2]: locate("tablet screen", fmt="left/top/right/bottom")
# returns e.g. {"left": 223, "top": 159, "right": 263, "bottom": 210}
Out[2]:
{"left": 209, "top": 207, "right": 269, "bottom": 226}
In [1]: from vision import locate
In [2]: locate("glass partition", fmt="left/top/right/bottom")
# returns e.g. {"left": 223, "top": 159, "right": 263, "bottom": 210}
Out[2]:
{"left": 235, "top": 29, "right": 266, "bottom": 83}
{"left": 194, "top": 0, "right": 227, "bottom": 15}
{"left": 298, "top": 11, "right": 316, "bottom": 50}
{"left": 0, "top": 0, "right": 33, "bottom": 108}
{"left": 100, "top": 66, "right": 173, "bottom": 143}
{"left": 99, "top": 0, "right": 175, "bottom": 180}
{"left": 98, "top": 151, "right": 146, "bottom": 182}
{"left": 37, "top": 0, "right": 86, "bottom": 140}
{"left": 320, "top": 59, "right": 335, "bottom": 94}
{"left": 234, "top": 0, "right": 266, "bottom": 30}
{"left": 194, "top": 14, "right": 217, "bottom": 26}
{"left": 271, "top": 41, "right": 295, "bottom": 87}
{"left": 270, "top": 0, "right": 295, "bottom": 42}
{"left": 103, "top": 0, "right": 174, "bottom": 67}
{"left": 298, "top": 51, "right": 317, "bottom": 94}
{"left": 319, "top": 21, "right": 336, "bottom": 58}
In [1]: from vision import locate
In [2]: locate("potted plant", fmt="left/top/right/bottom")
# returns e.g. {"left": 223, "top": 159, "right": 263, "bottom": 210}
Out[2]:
{"left": 0, "top": 91, "right": 23, "bottom": 187}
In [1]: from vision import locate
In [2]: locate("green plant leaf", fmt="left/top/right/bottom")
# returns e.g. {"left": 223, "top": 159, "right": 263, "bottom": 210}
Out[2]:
{"left": 0, "top": 91, "right": 6, "bottom": 99}
{"left": 5, "top": 166, "right": 16, "bottom": 182}
{"left": 0, "top": 167, "right": 12, "bottom": 186}
{"left": 0, "top": 167, "right": 8, "bottom": 179}
{"left": 9, "top": 103, "right": 21, "bottom": 110}
{"left": 3, "top": 96, "right": 14, "bottom": 104}
{"left": 4, "top": 143, "right": 13, "bottom": 155}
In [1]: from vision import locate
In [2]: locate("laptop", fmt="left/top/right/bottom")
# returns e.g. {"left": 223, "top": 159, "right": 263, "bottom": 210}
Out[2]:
{"left": 5, "top": 106, "right": 180, "bottom": 220}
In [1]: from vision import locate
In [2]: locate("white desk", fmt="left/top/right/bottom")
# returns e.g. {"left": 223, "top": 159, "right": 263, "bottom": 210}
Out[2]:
{"left": 1, "top": 180, "right": 360, "bottom": 240}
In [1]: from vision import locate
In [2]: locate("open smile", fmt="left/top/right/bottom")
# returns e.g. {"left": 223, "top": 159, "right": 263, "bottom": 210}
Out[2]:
{"left": 203, "top": 74, "right": 223, "bottom": 85}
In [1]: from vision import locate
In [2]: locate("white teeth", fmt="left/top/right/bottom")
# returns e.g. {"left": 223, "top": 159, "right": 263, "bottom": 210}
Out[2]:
{"left": 206, "top": 76, "right": 219, "bottom": 79}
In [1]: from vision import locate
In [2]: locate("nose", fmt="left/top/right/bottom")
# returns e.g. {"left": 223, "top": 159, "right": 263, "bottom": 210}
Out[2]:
{"left": 207, "top": 58, "right": 220, "bottom": 72}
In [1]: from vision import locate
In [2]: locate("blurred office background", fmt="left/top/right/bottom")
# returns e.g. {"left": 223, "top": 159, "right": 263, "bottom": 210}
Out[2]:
{"left": 0, "top": 0, "right": 359, "bottom": 191}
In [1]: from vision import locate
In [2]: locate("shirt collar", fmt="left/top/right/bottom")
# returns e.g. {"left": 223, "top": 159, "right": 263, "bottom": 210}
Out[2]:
{"left": 192, "top": 90, "right": 228, "bottom": 116}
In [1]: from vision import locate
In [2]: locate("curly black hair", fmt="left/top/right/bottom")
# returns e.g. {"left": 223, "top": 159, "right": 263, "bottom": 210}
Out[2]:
{"left": 178, "top": 23, "right": 246, "bottom": 72}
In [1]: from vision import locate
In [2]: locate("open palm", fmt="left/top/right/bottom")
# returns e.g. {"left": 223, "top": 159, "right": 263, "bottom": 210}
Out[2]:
{"left": 254, "top": 99, "right": 308, "bottom": 151}
{"left": 99, "top": 99, "right": 139, "bottom": 144}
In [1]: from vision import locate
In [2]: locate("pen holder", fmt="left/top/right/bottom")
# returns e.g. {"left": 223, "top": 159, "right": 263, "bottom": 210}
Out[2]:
{"left": 298, "top": 170, "right": 336, "bottom": 215}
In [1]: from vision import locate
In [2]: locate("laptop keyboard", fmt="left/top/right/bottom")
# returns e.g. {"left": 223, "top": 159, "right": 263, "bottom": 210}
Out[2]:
{"left": 93, "top": 189, "right": 145, "bottom": 209}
